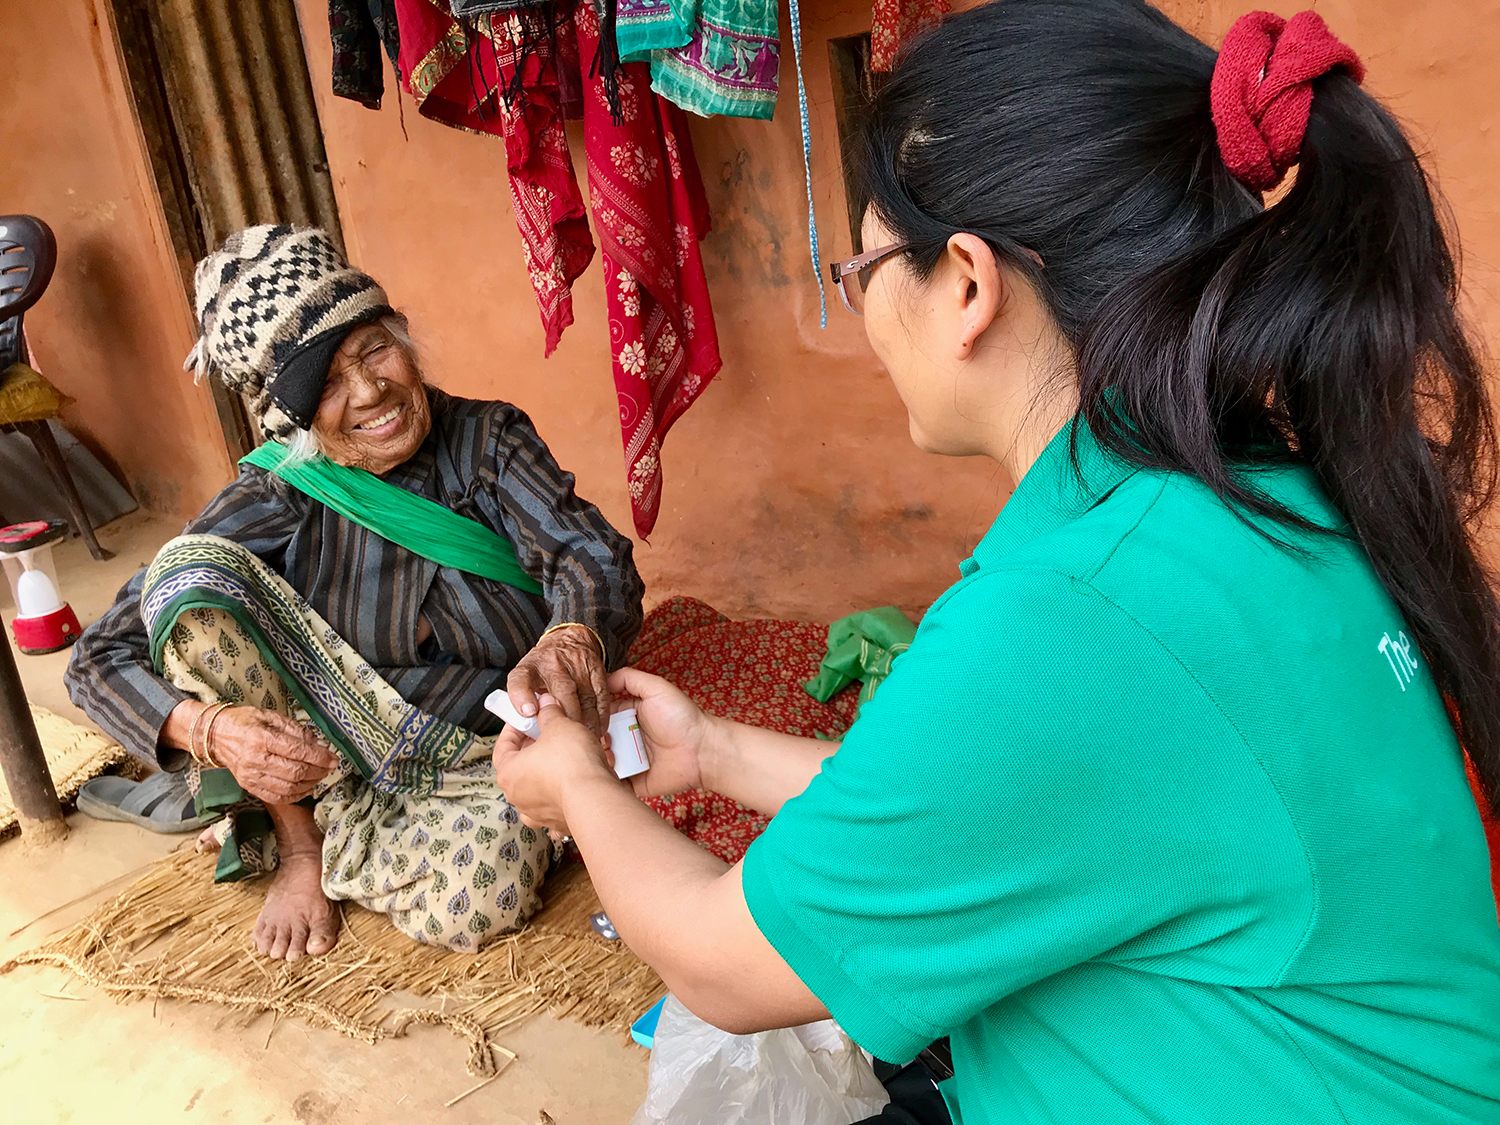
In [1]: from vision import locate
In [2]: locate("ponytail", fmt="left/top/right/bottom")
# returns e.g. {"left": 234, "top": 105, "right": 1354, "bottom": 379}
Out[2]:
{"left": 859, "top": 0, "right": 1500, "bottom": 804}
{"left": 1076, "top": 52, "right": 1500, "bottom": 808}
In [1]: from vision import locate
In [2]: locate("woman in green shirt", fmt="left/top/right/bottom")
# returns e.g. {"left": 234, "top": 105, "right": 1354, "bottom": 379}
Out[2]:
{"left": 494, "top": 1, "right": 1500, "bottom": 1120}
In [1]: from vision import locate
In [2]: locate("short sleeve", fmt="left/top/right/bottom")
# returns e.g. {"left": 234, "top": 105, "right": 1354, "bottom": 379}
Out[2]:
{"left": 741, "top": 569, "right": 1309, "bottom": 1063}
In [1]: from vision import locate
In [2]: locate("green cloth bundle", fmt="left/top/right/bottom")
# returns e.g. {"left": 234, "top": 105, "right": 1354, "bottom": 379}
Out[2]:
{"left": 804, "top": 607, "right": 917, "bottom": 711}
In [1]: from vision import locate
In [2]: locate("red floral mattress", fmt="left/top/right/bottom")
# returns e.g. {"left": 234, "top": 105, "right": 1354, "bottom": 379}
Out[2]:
{"left": 628, "top": 596, "right": 859, "bottom": 863}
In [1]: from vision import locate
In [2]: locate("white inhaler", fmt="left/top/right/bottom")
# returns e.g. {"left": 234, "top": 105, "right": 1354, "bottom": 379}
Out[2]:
{"left": 483, "top": 690, "right": 651, "bottom": 780}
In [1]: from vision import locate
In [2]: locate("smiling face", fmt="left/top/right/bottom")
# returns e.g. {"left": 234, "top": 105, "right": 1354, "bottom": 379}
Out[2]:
{"left": 310, "top": 321, "right": 432, "bottom": 475}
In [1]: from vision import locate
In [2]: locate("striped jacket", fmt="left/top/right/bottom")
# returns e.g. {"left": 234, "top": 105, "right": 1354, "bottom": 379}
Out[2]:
{"left": 66, "top": 390, "right": 644, "bottom": 765}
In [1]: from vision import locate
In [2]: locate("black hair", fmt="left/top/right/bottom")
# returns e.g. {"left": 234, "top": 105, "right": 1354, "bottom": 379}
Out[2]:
{"left": 857, "top": 0, "right": 1500, "bottom": 805}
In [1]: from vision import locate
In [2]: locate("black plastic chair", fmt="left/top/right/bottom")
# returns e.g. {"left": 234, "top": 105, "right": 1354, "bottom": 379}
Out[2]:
{"left": 0, "top": 215, "right": 111, "bottom": 560}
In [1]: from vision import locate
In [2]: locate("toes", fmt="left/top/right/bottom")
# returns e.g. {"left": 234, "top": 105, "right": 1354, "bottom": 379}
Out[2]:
{"left": 268, "top": 923, "right": 292, "bottom": 961}
{"left": 306, "top": 919, "right": 339, "bottom": 957}
{"left": 253, "top": 918, "right": 271, "bottom": 956}
{"left": 285, "top": 921, "right": 310, "bottom": 963}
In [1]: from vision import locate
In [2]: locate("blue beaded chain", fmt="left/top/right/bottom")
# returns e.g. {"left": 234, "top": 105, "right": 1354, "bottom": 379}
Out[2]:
{"left": 787, "top": 0, "right": 828, "bottom": 328}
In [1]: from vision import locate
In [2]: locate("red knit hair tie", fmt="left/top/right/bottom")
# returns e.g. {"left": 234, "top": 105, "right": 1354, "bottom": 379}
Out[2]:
{"left": 1210, "top": 10, "right": 1365, "bottom": 192}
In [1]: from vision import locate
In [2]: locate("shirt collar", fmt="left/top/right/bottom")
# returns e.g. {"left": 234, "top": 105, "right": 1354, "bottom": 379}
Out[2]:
{"left": 963, "top": 416, "right": 1140, "bottom": 575}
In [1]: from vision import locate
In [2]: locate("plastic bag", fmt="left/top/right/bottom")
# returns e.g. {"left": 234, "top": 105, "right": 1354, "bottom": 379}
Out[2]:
{"left": 631, "top": 996, "right": 891, "bottom": 1125}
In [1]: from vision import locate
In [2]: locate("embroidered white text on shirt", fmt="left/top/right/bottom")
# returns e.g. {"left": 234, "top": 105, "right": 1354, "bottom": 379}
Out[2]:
{"left": 1379, "top": 631, "right": 1419, "bottom": 692}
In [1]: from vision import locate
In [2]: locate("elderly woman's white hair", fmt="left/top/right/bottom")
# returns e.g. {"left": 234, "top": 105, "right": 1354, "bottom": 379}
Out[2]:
{"left": 279, "top": 315, "right": 420, "bottom": 467}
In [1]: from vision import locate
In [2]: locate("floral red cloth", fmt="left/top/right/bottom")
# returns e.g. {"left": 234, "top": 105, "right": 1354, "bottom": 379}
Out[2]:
{"left": 628, "top": 597, "right": 860, "bottom": 864}
{"left": 495, "top": 11, "right": 597, "bottom": 356}
{"left": 396, "top": 0, "right": 596, "bottom": 354}
{"left": 394, "top": 0, "right": 722, "bottom": 536}
{"left": 576, "top": 4, "right": 722, "bottom": 538}
{"left": 869, "top": 0, "right": 949, "bottom": 72}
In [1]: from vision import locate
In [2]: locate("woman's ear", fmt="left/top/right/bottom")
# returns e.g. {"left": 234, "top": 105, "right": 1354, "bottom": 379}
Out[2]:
{"left": 944, "top": 232, "right": 1004, "bottom": 360}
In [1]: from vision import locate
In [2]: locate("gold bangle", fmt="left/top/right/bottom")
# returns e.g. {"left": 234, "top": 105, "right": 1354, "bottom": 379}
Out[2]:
{"left": 186, "top": 704, "right": 213, "bottom": 763}
{"left": 190, "top": 701, "right": 230, "bottom": 768}
{"left": 541, "top": 622, "right": 607, "bottom": 662}
{"left": 188, "top": 702, "right": 229, "bottom": 766}
{"left": 201, "top": 702, "right": 236, "bottom": 770}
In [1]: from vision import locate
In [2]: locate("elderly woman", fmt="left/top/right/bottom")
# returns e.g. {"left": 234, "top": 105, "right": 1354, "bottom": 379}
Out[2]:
{"left": 66, "top": 225, "right": 643, "bottom": 961}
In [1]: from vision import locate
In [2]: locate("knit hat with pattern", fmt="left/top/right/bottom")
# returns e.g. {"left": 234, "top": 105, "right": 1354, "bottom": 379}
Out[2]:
{"left": 184, "top": 225, "right": 393, "bottom": 439}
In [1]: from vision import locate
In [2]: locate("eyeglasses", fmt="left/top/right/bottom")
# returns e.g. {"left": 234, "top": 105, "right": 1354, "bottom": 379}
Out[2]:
{"left": 827, "top": 240, "right": 1045, "bottom": 317}
{"left": 827, "top": 242, "right": 909, "bottom": 317}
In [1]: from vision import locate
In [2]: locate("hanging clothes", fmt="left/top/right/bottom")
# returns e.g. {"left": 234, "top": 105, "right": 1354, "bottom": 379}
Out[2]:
{"left": 394, "top": 0, "right": 596, "bottom": 354}
{"left": 647, "top": 0, "right": 780, "bottom": 120}
{"left": 353, "top": 0, "right": 721, "bottom": 535}
{"left": 625, "top": 0, "right": 823, "bottom": 325}
{"left": 448, "top": 0, "right": 529, "bottom": 14}
{"left": 330, "top": 0, "right": 403, "bottom": 108}
{"left": 615, "top": 0, "right": 691, "bottom": 63}
{"left": 869, "top": 0, "right": 949, "bottom": 72}
{"left": 490, "top": 7, "right": 599, "bottom": 353}
{"left": 447, "top": 0, "right": 589, "bottom": 115}
{"left": 576, "top": 1, "right": 722, "bottom": 538}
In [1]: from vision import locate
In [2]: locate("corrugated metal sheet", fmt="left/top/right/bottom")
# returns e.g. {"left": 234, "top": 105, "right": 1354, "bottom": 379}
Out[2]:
{"left": 146, "top": 0, "right": 341, "bottom": 247}
{"left": 112, "top": 0, "right": 343, "bottom": 457}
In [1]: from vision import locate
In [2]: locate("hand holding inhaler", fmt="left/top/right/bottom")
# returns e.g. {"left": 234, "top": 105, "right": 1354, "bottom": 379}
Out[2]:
{"left": 485, "top": 688, "right": 650, "bottom": 779}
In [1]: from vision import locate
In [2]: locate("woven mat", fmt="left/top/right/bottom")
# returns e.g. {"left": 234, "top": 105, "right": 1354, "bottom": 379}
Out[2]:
{"left": 0, "top": 706, "right": 133, "bottom": 840}
{"left": 2, "top": 847, "right": 661, "bottom": 1075}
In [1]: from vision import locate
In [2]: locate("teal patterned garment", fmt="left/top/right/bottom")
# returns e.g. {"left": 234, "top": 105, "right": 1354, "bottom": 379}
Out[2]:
{"left": 642, "top": 0, "right": 827, "bottom": 323}
{"left": 647, "top": 0, "right": 781, "bottom": 120}
{"left": 616, "top": 0, "right": 692, "bottom": 62}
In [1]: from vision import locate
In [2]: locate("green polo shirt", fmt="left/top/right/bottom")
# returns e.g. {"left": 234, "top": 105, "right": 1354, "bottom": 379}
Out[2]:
{"left": 742, "top": 421, "right": 1500, "bottom": 1124}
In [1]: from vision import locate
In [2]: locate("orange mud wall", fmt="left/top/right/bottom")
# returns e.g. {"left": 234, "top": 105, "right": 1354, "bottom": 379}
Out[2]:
{"left": 0, "top": 0, "right": 231, "bottom": 518}
{"left": 6, "top": 0, "right": 1496, "bottom": 618}
{"left": 295, "top": 0, "right": 1500, "bottom": 619}
{"left": 293, "top": 0, "right": 995, "bottom": 620}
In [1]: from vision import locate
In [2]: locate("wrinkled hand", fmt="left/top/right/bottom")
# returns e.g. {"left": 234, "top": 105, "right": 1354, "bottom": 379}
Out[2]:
{"left": 507, "top": 626, "right": 609, "bottom": 738}
{"left": 210, "top": 707, "right": 340, "bottom": 805}
{"left": 608, "top": 667, "right": 714, "bottom": 799}
{"left": 493, "top": 697, "right": 618, "bottom": 834}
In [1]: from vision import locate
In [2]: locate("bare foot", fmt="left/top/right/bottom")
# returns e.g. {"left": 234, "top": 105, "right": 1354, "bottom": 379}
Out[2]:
{"left": 195, "top": 824, "right": 219, "bottom": 853}
{"left": 253, "top": 849, "right": 340, "bottom": 962}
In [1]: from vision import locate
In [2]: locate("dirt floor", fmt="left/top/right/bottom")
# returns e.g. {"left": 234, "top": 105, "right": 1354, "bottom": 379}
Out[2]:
{"left": 0, "top": 515, "right": 651, "bottom": 1124}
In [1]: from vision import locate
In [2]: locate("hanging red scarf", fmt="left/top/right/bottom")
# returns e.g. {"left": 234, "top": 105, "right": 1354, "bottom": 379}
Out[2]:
{"left": 394, "top": 0, "right": 721, "bottom": 536}
{"left": 870, "top": 0, "right": 949, "bottom": 72}
{"left": 576, "top": 2, "right": 722, "bottom": 538}
{"left": 395, "top": 0, "right": 594, "bottom": 353}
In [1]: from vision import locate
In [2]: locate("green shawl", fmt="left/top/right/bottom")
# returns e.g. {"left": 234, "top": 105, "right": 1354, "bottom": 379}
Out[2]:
{"left": 242, "top": 442, "right": 544, "bottom": 596}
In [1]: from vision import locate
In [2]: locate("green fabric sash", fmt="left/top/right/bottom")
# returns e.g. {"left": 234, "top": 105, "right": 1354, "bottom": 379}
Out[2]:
{"left": 804, "top": 607, "right": 917, "bottom": 711}
{"left": 242, "top": 442, "right": 543, "bottom": 596}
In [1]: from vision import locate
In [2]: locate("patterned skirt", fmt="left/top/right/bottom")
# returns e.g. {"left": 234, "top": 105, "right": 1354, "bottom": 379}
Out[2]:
{"left": 140, "top": 534, "right": 553, "bottom": 952}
